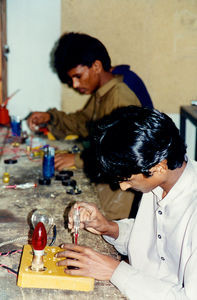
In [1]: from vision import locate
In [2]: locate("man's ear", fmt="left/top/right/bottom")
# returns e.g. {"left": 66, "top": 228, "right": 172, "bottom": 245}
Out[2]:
{"left": 149, "top": 159, "right": 168, "bottom": 175}
{"left": 92, "top": 60, "right": 103, "bottom": 73}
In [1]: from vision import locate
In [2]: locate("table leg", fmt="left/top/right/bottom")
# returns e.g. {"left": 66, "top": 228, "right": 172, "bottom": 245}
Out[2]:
{"left": 195, "top": 128, "right": 197, "bottom": 161}
{"left": 180, "top": 111, "right": 186, "bottom": 143}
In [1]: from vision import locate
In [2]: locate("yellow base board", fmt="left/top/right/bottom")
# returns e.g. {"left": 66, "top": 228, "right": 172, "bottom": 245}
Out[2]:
{"left": 17, "top": 245, "right": 94, "bottom": 291}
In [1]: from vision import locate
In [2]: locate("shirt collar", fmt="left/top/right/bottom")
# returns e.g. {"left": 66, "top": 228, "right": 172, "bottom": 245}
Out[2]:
{"left": 95, "top": 75, "right": 122, "bottom": 99}
{"left": 152, "top": 158, "right": 194, "bottom": 207}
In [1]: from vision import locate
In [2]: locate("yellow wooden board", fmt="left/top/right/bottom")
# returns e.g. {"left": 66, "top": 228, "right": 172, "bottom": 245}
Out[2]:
{"left": 17, "top": 245, "right": 94, "bottom": 291}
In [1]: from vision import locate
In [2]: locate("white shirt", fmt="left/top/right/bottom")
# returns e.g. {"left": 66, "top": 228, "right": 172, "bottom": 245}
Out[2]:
{"left": 104, "top": 158, "right": 197, "bottom": 300}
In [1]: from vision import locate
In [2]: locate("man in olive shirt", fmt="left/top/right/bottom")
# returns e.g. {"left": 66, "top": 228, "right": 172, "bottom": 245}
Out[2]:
{"left": 27, "top": 32, "right": 152, "bottom": 220}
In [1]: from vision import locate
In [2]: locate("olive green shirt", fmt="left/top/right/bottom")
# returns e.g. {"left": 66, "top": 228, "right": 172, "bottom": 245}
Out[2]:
{"left": 48, "top": 75, "right": 141, "bottom": 140}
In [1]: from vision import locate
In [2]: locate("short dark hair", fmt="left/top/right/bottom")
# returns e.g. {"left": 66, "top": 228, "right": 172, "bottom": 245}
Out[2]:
{"left": 94, "top": 106, "right": 187, "bottom": 182}
{"left": 53, "top": 32, "right": 111, "bottom": 84}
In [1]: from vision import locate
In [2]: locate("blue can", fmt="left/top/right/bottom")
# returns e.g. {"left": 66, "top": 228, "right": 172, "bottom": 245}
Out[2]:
{"left": 43, "top": 147, "right": 55, "bottom": 178}
{"left": 11, "top": 116, "right": 21, "bottom": 136}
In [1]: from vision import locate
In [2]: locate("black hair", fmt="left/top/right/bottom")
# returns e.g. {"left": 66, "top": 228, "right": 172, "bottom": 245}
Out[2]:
{"left": 52, "top": 32, "right": 111, "bottom": 84}
{"left": 93, "top": 106, "right": 187, "bottom": 182}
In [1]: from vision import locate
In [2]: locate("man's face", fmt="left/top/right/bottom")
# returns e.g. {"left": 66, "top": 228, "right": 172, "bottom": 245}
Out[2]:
{"left": 67, "top": 64, "right": 100, "bottom": 95}
{"left": 119, "top": 172, "right": 162, "bottom": 193}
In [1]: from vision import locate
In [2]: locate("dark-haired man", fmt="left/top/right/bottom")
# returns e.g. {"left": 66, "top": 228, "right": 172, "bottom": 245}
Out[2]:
{"left": 27, "top": 32, "right": 153, "bottom": 220}
{"left": 56, "top": 106, "right": 197, "bottom": 299}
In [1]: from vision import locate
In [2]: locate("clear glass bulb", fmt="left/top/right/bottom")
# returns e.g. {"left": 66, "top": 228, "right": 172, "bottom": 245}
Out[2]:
{"left": 31, "top": 209, "right": 53, "bottom": 234}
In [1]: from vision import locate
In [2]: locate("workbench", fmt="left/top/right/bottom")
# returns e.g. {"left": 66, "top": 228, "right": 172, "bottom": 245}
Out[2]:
{"left": 180, "top": 105, "right": 197, "bottom": 160}
{"left": 0, "top": 127, "right": 126, "bottom": 300}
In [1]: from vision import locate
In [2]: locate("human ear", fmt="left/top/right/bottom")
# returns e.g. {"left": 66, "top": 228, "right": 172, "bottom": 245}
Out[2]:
{"left": 149, "top": 160, "right": 168, "bottom": 175}
{"left": 92, "top": 60, "right": 102, "bottom": 73}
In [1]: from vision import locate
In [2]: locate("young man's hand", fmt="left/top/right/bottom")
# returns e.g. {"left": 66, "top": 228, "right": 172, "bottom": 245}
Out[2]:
{"left": 55, "top": 153, "right": 75, "bottom": 170}
{"left": 68, "top": 202, "right": 119, "bottom": 238}
{"left": 56, "top": 243, "right": 120, "bottom": 280}
{"left": 27, "top": 112, "right": 51, "bottom": 131}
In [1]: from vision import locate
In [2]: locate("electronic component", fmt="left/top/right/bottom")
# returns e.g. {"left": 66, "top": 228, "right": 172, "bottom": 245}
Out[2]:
{"left": 17, "top": 245, "right": 94, "bottom": 291}
{"left": 3, "top": 183, "right": 37, "bottom": 189}
{"left": 31, "top": 222, "right": 47, "bottom": 271}
{"left": 73, "top": 207, "right": 80, "bottom": 245}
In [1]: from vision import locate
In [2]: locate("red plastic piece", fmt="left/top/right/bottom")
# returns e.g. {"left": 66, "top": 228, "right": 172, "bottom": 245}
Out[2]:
{"left": 74, "top": 233, "right": 78, "bottom": 245}
{"left": 0, "top": 107, "right": 10, "bottom": 125}
{"left": 39, "top": 127, "right": 49, "bottom": 135}
{"left": 32, "top": 222, "right": 47, "bottom": 250}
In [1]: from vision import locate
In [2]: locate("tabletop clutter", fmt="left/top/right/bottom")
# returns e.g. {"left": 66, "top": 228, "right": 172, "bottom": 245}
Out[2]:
{"left": 0, "top": 116, "right": 82, "bottom": 194}
{"left": 0, "top": 118, "right": 95, "bottom": 292}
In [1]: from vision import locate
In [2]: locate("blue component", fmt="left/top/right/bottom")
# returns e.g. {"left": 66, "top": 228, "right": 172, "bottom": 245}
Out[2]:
{"left": 43, "top": 147, "right": 55, "bottom": 178}
{"left": 11, "top": 120, "right": 21, "bottom": 136}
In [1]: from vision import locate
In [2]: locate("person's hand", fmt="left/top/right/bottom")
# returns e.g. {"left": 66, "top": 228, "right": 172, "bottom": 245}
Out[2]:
{"left": 27, "top": 112, "right": 51, "bottom": 131}
{"left": 68, "top": 202, "right": 119, "bottom": 238}
{"left": 56, "top": 243, "right": 120, "bottom": 280}
{"left": 55, "top": 153, "right": 75, "bottom": 171}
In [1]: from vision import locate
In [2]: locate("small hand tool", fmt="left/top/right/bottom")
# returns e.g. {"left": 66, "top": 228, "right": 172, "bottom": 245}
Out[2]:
{"left": 73, "top": 207, "right": 80, "bottom": 245}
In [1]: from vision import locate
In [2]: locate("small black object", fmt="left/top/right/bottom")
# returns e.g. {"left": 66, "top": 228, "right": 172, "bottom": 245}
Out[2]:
{"left": 62, "top": 179, "right": 76, "bottom": 187}
{"left": 71, "top": 145, "right": 80, "bottom": 153}
{"left": 59, "top": 170, "right": 73, "bottom": 177}
{"left": 38, "top": 177, "right": 51, "bottom": 185}
{"left": 4, "top": 159, "right": 17, "bottom": 164}
{"left": 55, "top": 174, "right": 70, "bottom": 181}
{"left": 66, "top": 186, "right": 82, "bottom": 195}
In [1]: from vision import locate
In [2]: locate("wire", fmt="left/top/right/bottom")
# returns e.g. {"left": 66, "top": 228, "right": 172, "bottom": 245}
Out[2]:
{"left": 0, "top": 236, "right": 27, "bottom": 248}
{"left": 0, "top": 249, "right": 22, "bottom": 277}
{"left": 0, "top": 249, "right": 22, "bottom": 256}
{"left": 0, "top": 264, "right": 18, "bottom": 276}
{"left": 49, "top": 225, "right": 57, "bottom": 246}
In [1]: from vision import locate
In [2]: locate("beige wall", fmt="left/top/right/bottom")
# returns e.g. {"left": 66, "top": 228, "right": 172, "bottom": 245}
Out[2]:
{"left": 61, "top": 0, "right": 197, "bottom": 114}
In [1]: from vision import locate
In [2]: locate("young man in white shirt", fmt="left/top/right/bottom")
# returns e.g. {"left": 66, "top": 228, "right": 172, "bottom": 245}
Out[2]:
{"left": 56, "top": 106, "right": 197, "bottom": 300}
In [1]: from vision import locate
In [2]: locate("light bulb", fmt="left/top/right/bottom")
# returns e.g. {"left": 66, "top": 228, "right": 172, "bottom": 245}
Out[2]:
{"left": 31, "top": 209, "right": 53, "bottom": 233}
{"left": 31, "top": 222, "right": 47, "bottom": 271}
{"left": 32, "top": 222, "right": 47, "bottom": 251}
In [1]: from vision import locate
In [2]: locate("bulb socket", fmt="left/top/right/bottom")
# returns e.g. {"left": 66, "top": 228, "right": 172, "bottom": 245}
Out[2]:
{"left": 31, "top": 250, "right": 46, "bottom": 271}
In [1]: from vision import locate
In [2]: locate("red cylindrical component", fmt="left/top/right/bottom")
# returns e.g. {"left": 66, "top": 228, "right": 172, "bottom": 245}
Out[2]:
{"left": 0, "top": 107, "right": 10, "bottom": 125}
{"left": 32, "top": 222, "right": 47, "bottom": 251}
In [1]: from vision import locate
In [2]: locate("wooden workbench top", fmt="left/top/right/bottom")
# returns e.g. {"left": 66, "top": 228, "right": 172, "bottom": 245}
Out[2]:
{"left": 0, "top": 128, "right": 126, "bottom": 300}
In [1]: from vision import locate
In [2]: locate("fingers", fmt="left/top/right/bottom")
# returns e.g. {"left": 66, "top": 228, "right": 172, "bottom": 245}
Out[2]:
{"left": 68, "top": 202, "right": 95, "bottom": 231}
{"left": 55, "top": 246, "right": 84, "bottom": 273}
{"left": 55, "top": 244, "right": 120, "bottom": 280}
{"left": 27, "top": 112, "right": 51, "bottom": 131}
{"left": 27, "top": 115, "right": 37, "bottom": 131}
{"left": 55, "top": 153, "right": 75, "bottom": 171}
{"left": 55, "top": 244, "right": 86, "bottom": 267}
{"left": 27, "top": 113, "right": 41, "bottom": 131}
{"left": 59, "top": 243, "right": 84, "bottom": 253}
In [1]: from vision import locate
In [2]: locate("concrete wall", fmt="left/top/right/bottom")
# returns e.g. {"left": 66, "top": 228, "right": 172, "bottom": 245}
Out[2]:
{"left": 60, "top": 0, "right": 197, "bottom": 159}
{"left": 61, "top": 0, "right": 197, "bottom": 115}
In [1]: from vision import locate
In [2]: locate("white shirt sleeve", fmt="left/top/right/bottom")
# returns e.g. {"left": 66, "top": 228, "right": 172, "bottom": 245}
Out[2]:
{"left": 103, "top": 218, "right": 135, "bottom": 256}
